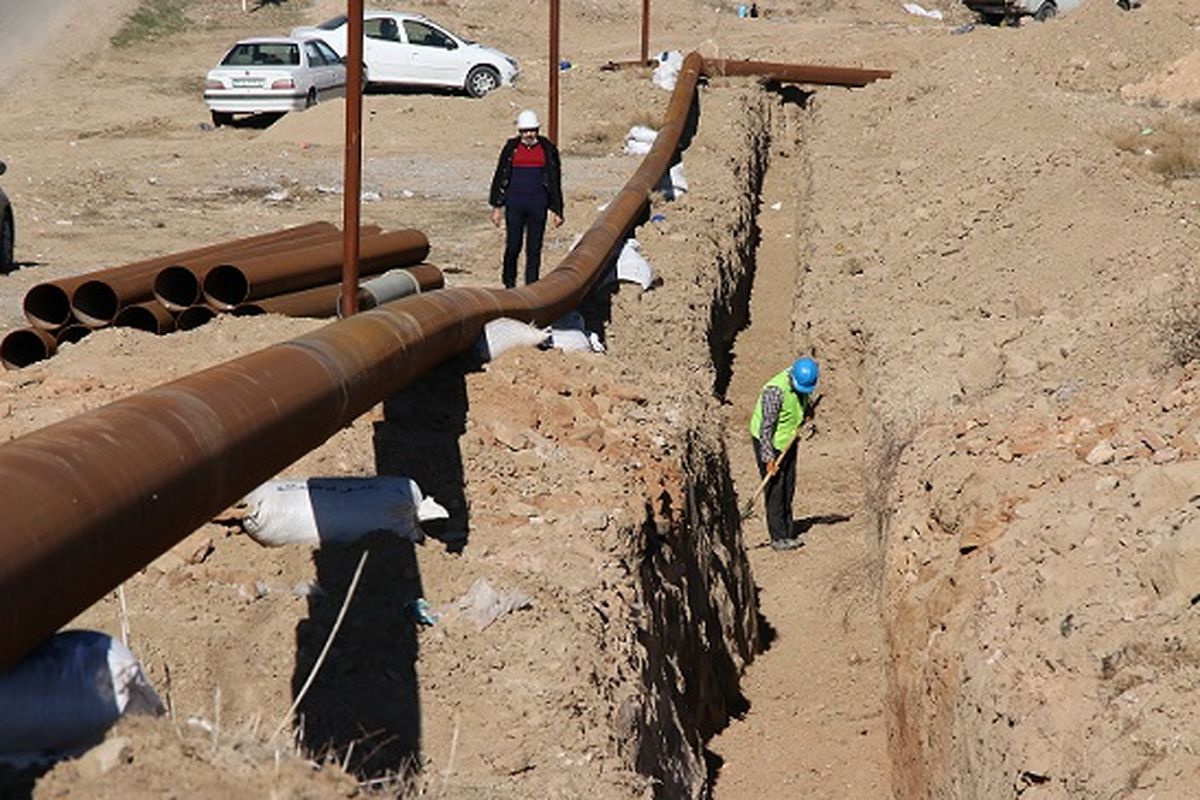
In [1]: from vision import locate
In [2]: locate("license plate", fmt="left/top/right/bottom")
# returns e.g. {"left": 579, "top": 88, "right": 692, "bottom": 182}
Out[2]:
{"left": 232, "top": 78, "right": 262, "bottom": 88}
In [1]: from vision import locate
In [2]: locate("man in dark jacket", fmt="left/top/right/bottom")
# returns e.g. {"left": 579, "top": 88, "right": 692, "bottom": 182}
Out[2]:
{"left": 489, "top": 109, "right": 564, "bottom": 288}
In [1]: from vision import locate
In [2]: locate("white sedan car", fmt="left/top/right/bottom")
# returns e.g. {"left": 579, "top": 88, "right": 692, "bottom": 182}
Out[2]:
{"left": 290, "top": 12, "right": 518, "bottom": 98}
{"left": 204, "top": 36, "right": 347, "bottom": 126}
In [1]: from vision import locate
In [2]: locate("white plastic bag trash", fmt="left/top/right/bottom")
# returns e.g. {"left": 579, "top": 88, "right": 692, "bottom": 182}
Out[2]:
{"left": 478, "top": 317, "right": 552, "bottom": 360}
{"left": 616, "top": 238, "right": 654, "bottom": 290}
{"left": 902, "top": 2, "right": 944, "bottom": 19}
{"left": 652, "top": 50, "right": 683, "bottom": 91}
{"left": 0, "top": 631, "right": 164, "bottom": 759}
{"left": 243, "top": 477, "right": 448, "bottom": 547}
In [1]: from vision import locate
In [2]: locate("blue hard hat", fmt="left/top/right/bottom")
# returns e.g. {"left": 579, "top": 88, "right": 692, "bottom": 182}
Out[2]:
{"left": 790, "top": 357, "right": 819, "bottom": 393}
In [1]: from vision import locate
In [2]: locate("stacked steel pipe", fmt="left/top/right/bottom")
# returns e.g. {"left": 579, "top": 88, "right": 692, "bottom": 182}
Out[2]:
{"left": 0, "top": 54, "right": 891, "bottom": 668}
{"left": 1, "top": 223, "right": 438, "bottom": 369}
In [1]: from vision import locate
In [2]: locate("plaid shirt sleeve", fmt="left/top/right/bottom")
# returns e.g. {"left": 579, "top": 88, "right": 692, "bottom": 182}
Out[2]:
{"left": 756, "top": 385, "right": 783, "bottom": 464}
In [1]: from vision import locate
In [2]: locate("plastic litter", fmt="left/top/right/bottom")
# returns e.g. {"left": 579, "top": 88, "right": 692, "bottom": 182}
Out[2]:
{"left": 559, "top": 60, "right": 572, "bottom": 71}
{"left": 406, "top": 598, "right": 440, "bottom": 626}
{"left": 242, "top": 477, "right": 448, "bottom": 547}
{"left": 902, "top": 2, "right": 944, "bottom": 19}
{"left": 457, "top": 578, "right": 532, "bottom": 631}
{"left": 651, "top": 213, "right": 667, "bottom": 223}
{"left": 0, "top": 631, "right": 164, "bottom": 762}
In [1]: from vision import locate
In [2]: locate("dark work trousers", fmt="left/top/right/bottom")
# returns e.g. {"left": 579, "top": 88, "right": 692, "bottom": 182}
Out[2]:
{"left": 502, "top": 202, "right": 548, "bottom": 288}
{"left": 753, "top": 437, "right": 798, "bottom": 542}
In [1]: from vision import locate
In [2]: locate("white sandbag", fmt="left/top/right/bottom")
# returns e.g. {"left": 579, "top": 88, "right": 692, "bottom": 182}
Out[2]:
{"left": 478, "top": 317, "right": 552, "bottom": 360}
{"left": 0, "top": 631, "right": 163, "bottom": 760}
{"left": 616, "top": 238, "right": 654, "bottom": 290}
{"left": 242, "top": 477, "right": 448, "bottom": 547}
{"left": 549, "top": 311, "right": 605, "bottom": 353}
{"left": 623, "top": 139, "right": 653, "bottom": 156}
{"left": 669, "top": 161, "right": 689, "bottom": 194}
{"left": 652, "top": 50, "right": 684, "bottom": 91}
{"left": 628, "top": 125, "right": 658, "bottom": 144}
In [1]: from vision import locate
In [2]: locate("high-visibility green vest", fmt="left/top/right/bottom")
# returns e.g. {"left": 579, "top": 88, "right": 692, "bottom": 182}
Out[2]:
{"left": 749, "top": 369, "right": 810, "bottom": 451}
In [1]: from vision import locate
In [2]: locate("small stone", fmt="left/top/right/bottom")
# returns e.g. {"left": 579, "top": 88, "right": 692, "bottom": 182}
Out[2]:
{"left": 76, "top": 737, "right": 132, "bottom": 779}
{"left": 1094, "top": 475, "right": 1120, "bottom": 492}
{"left": 581, "top": 508, "right": 609, "bottom": 531}
{"left": 1152, "top": 447, "right": 1180, "bottom": 464}
{"left": 1085, "top": 441, "right": 1116, "bottom": 465}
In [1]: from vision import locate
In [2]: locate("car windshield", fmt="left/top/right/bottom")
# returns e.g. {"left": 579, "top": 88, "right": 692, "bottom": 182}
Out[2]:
{"left": 222, "top": 42, "right": 300, "bottom": 67}
{"left": 317, "top": 15, "right": 348, "bottom": 30}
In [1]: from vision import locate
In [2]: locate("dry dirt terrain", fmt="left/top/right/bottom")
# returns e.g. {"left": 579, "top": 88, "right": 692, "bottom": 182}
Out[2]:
{"left": 2, "top": 0, "right": 1200, "bottom": 798}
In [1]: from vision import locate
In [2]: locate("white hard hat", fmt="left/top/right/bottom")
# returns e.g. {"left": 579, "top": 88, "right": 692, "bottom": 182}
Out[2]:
{"left": 516, "top": 110, "right": 540, "bottom": 130}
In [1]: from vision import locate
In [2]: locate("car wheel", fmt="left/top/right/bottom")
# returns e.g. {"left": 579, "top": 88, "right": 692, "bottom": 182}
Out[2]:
{"left": 211, "top": 110, "right": 233, "bottom": 127}
{"left": 465, "top": 66, "right": 500, "bottom": 99}
{"left": 0, "top": 212, "right": 13, "bottom": 272}
{"left": 1033, "top": 1, "right": 1057, "bottom": 20}
{"left": 305, "top": 87, "right": 318, "bottom": 108}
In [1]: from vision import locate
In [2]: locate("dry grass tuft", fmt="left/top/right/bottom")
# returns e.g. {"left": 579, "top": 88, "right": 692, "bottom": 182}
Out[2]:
{"left": 1162, "top": 273, "right": 1200, "bottom": 365}
{"left": 1113, "top": 118, "right": 1200, "bottom": 181}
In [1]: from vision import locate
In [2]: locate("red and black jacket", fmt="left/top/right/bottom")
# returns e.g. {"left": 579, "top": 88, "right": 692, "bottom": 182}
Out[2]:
{"left": 488, "top": 135, "right": 564, "bottom": 216}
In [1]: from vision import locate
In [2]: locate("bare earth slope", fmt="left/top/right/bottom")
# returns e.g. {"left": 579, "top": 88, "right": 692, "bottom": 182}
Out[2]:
{"left": 2, "top": 0, "right": 1200, "bottom": 797}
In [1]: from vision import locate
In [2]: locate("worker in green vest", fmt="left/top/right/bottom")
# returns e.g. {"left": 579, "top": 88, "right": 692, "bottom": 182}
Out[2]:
{"left": 749, "top": 357, "right": 819, "bottom": 551}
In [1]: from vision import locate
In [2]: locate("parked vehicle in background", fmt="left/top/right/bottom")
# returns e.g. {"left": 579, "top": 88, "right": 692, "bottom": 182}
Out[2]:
{"left": 0, "top": 161, "right": 13, "bottom": 272}
{"left": 965, "top": 0, "right": 1138, "bottom": 23}
{"left": 204, "top": 36, "right": 347, "bottom": 126}
{"left": 290, "top": 11, "right": 518, "bottom": 98}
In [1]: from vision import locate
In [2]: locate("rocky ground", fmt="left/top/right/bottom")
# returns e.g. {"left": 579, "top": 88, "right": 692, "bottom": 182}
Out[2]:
{"left": 2, "top": 0, "right": 1200, "bottom": 798}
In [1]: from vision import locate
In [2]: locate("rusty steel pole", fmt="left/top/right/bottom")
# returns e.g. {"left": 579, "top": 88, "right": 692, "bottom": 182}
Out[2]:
{"left": 549, "top": 0, "right": 560, "bottom": 144}
{"left": 641, "top": 0, "right": 650, "bottom": 65}
{"left": 340, "top": 0, "right": 365, "bottom": 318}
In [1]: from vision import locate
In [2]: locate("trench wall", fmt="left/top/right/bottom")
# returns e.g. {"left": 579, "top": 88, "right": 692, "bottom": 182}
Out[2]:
{"left": 593, "top": 84, "right": 773, "bottom": 797}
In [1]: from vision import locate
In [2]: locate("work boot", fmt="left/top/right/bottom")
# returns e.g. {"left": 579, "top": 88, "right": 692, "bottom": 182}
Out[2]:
{"left": 770, "top": 537, "right": 803, "bottom": 551}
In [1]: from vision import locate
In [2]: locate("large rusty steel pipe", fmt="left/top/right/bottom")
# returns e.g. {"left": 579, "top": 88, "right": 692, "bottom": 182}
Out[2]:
{"left": 176, "top": 305, "right": 217, "bottom": 332}
{"left": 113, "top": 301, "right": 177, "bottom": 335}
{"left": 0, "top": 328, "right": 57, "bottom": 370}
{"left": 71, "top": 223, "right": 344, "bottom": 327}
{"left": 702, "top": 58, "right": 892, "bottom": 87}
{"left": 150, "top": 224, "right": 362, "bottom": 313}
{"left": 0, "top": 52, "right": 892, "bottom": 669}
{"left": 240, "top": 264, "right": 444, "bottom": 319}
{"left": 202, "top": 229, "right": 429, "bottom": 310}
{"left": 23, "top": 223, "right": 337, "bottom": 330}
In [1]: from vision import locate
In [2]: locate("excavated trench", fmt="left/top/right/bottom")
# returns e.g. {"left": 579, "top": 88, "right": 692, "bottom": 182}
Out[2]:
{"left": 599, "top": 80, "right": 896, "bottom": 796}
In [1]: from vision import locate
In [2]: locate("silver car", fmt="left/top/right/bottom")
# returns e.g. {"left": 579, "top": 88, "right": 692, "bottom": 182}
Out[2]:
{"left": 0, "top": 161, "right": 13, "bottom": 271}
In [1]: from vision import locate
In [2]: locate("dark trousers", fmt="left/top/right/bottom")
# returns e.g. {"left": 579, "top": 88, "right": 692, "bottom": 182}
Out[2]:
{"left": 753, "top": 437, "right": 797, "bottom": 542}
{"left": 502, "top": 203, "right": 548, "bottom": 288}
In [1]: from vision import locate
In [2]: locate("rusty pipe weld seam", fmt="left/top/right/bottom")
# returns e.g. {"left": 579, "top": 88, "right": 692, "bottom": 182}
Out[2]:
{"left": 112, "top": 301, "right": 177, "bottom": 335}
{"left": 0, "top": 51, "right": 888, "bottom": 667}
{"left": 0, "top": 328, "right": 57, "bottom": 370}
{"left": 201, "top": 229, "right": 430, "bottom": 311}
{"left": 23, "top": 222, "right": 337, "bottom": 330}
{"left": 239, "top": 263, "right": 445, "bottom": 319}
{"left": 75, "top": 223, "right": 359, "bottom": 327}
